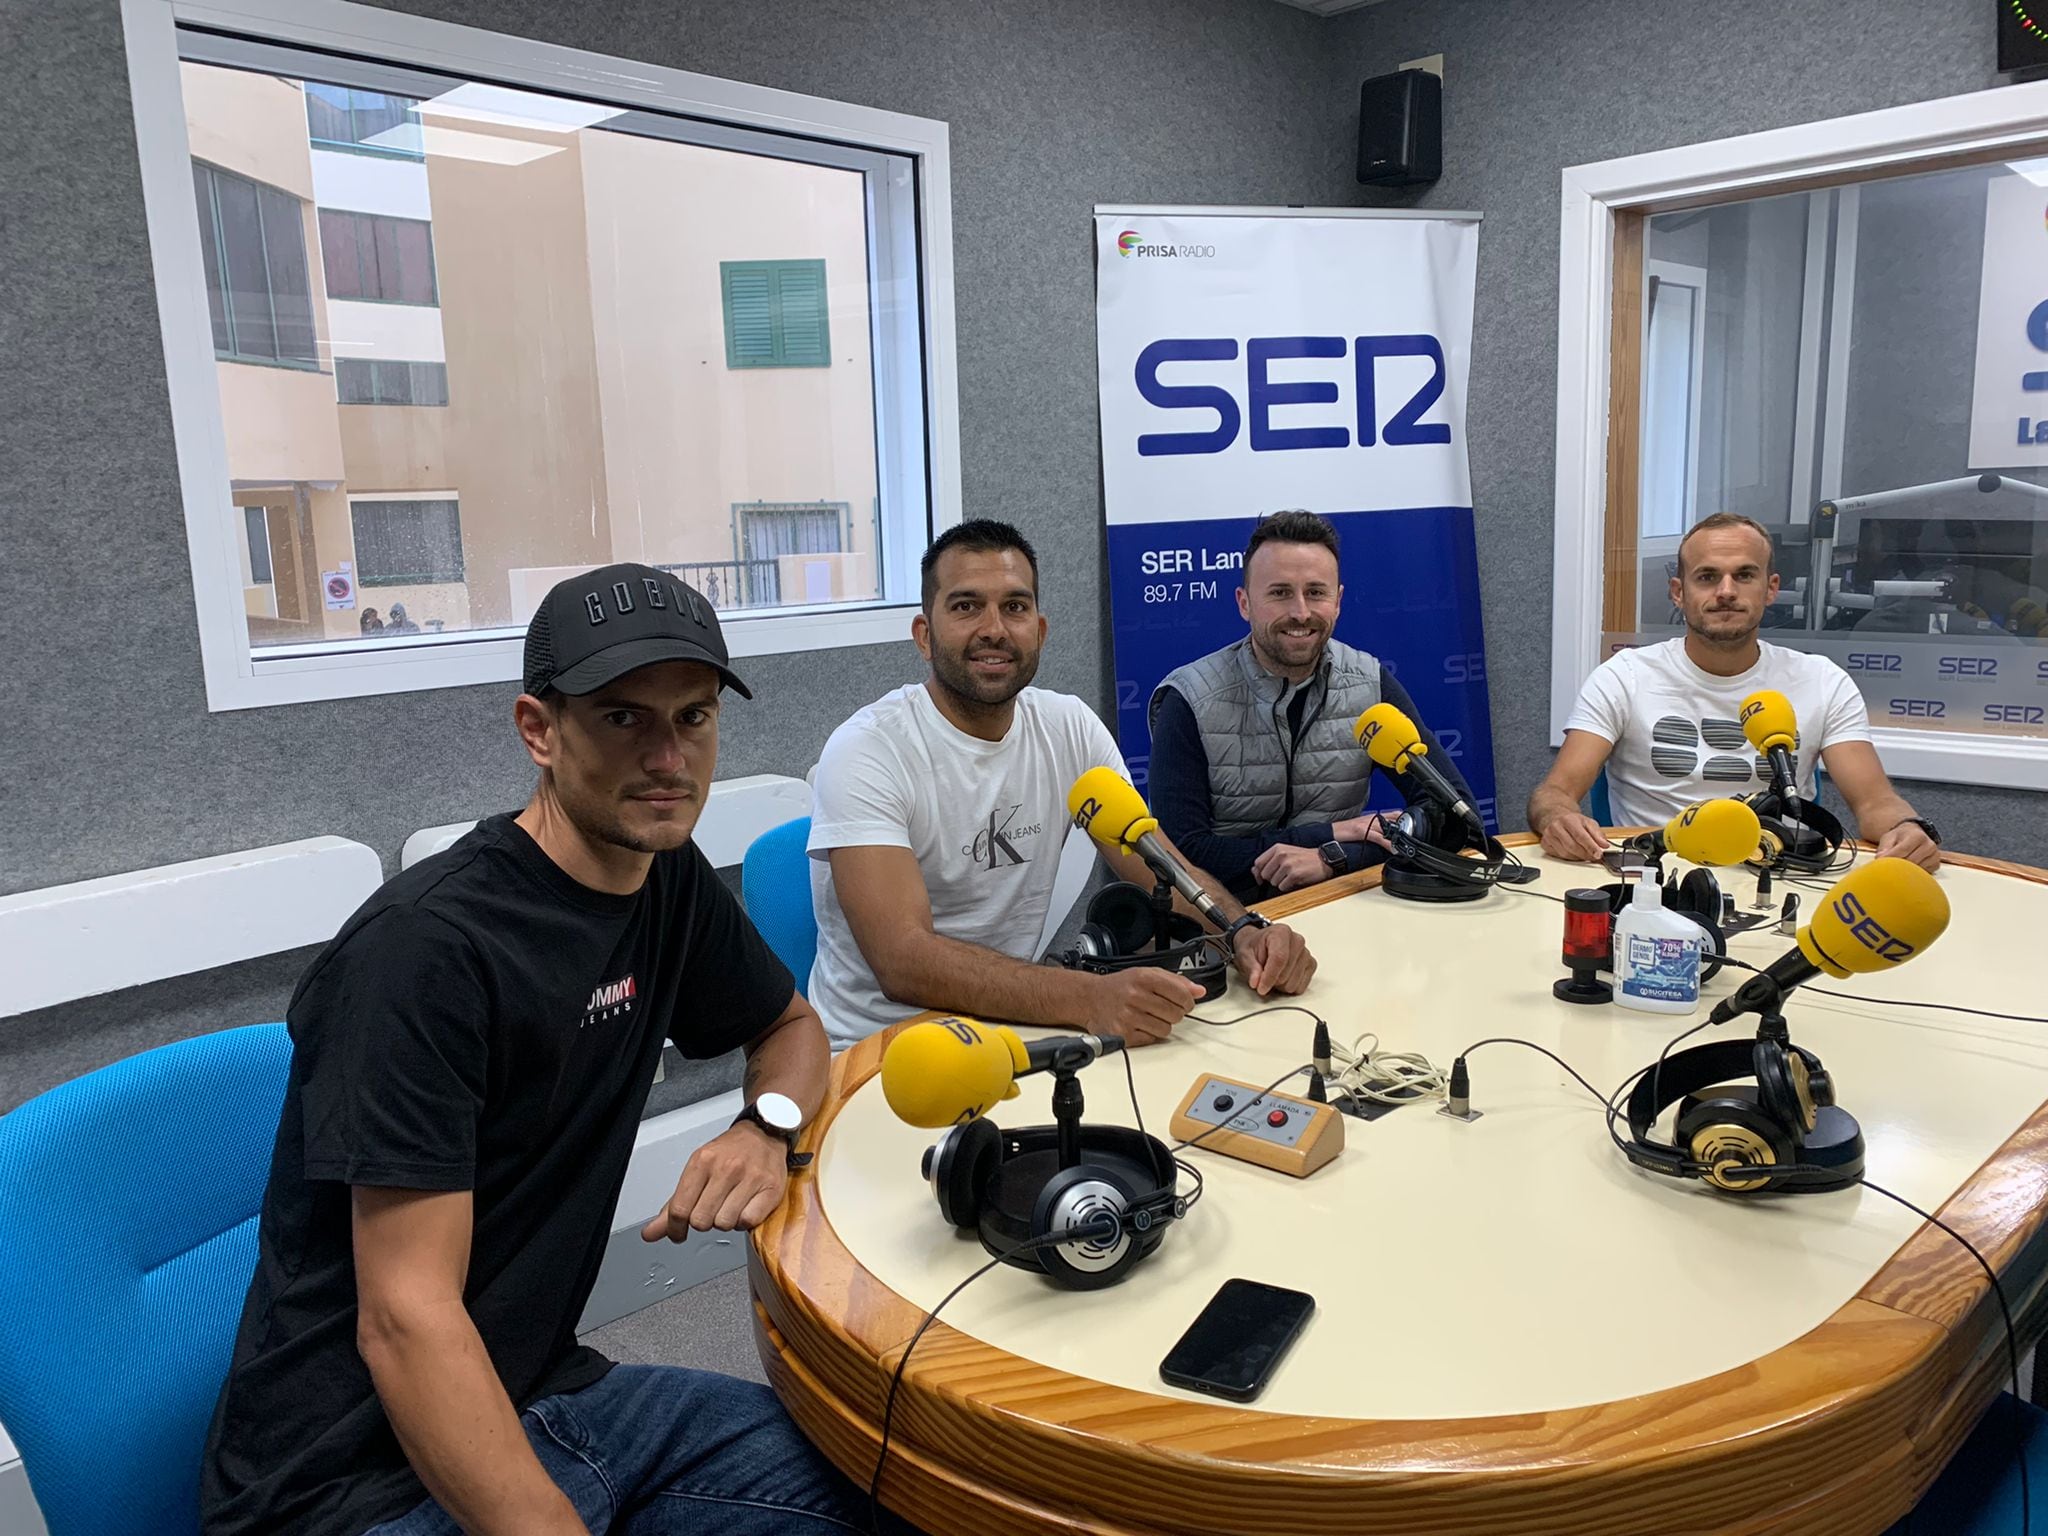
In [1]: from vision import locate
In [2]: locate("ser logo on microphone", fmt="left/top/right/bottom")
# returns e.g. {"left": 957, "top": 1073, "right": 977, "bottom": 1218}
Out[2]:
{"left": 1071, "top": 796, "right": 1103, "bottom": 832}
{"left": 1831, "top": 891, "right": 1916, "bottom": 962}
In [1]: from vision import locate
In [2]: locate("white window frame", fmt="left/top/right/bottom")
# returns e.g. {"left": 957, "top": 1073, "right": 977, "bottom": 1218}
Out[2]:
{"left": 1552, "top": 80, "right": 2048, "bottom": 791}
{"left": 122, "top": 0, "right": 960, "bottom": 711}
{"left": 1638, "top": 256, "right": 1707, "bottom": 541}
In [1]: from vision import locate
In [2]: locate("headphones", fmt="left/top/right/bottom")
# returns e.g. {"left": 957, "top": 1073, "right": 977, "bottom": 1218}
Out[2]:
{"left": 1380, "top": 803, "right": 1535, "bottom": 902}
{"left": 1058, "top": 882, "right": 1231, "bottom": 1000}
{"left": 1596, "top": 868, "right": 1733, "bottom": 982}
{"left": 920, "top": 1119, "right": 1188, "bottom": 1288}
{"left": 1746, "top": 789, "right": 1847, "bottom": 875}
{"left": 1622, "top": 1036, "right": 1864, "bottom": 1194}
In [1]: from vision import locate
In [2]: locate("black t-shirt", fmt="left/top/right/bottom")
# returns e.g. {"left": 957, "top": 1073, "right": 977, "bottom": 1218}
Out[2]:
{"left": 199, "top": 815, "right": 793, "bottom": 1536}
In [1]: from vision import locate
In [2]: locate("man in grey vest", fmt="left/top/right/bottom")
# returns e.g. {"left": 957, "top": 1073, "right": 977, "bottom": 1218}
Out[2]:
{"left": 1148, "top": 511, "right": 1477, "bottom": 900}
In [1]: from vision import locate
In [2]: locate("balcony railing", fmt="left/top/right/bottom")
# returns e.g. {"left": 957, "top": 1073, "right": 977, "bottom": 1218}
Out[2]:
{"left": 657, "top": 559, "right": 782, "bottom": 610}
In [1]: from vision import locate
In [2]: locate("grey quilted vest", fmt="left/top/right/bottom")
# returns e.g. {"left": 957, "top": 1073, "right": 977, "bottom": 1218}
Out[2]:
{"left": 1150, "top": 638, "right": 1384, "bottom": 836}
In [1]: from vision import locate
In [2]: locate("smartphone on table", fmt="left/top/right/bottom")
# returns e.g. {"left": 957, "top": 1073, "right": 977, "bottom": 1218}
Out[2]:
{"left": 1158, "top": 1278, "right": 1315, "bottom": 1403}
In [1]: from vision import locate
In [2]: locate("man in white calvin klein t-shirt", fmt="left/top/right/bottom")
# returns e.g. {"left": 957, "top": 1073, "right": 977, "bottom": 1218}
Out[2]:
{"left": 807, "top": 520, "right": 1317, "bottom": 1050}
{"left": 1528, "top": 513, "right": 1941, "bottom": 872}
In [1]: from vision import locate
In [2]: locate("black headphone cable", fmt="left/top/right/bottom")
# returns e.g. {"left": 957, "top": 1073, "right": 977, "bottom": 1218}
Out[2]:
{"left": 1708, "top": 1168, "right": 2032, "bottom": 1536}
{"left": 865, "top": 1224, "right": 1113, "bottom": 1534}
{"left": 869, "top": 1041, "right": 1210, "bottom": 1531}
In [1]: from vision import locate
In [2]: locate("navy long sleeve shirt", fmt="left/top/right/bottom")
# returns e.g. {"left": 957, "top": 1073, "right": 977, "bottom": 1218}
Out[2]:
{"left": 1149, "top": 667, "right": 1476, "bottom": 902}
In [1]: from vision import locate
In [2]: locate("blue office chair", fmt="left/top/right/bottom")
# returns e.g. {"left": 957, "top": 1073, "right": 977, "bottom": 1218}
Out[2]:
{"left": 0, "top": 1024, "right": 291, "bottom": 1536}
{"left": 743, "top": 815, "right": 818, "bottom": 997}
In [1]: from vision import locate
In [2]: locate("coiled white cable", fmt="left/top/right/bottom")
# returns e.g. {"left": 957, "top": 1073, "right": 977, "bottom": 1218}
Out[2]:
{"left": 1328, "top": 1031, "right": 1447, "bottom": 1107}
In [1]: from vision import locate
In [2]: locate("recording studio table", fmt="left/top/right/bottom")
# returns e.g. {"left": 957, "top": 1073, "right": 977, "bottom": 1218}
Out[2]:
{"left": 748, "top": 840, "right": 2048, "bottom": 1536}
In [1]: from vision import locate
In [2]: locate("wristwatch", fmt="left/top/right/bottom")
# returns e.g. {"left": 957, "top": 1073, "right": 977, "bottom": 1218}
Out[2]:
{"left": 731, "top": 1092, "right": 811, "bottom": 1169}
{"left": 1895, "top": 816, "right": 1942, "bottom": 846}
{"left": 1221, "top": 911, "right": 1271, "bottom": 950}
{"left": 1319, "top": 839, "right": 1348, "bottom": 872}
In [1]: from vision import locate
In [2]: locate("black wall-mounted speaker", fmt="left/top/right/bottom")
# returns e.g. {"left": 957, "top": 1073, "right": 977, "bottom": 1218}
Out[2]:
{"left": 1356, "top": 69, "right": 1441, "bottom": 187}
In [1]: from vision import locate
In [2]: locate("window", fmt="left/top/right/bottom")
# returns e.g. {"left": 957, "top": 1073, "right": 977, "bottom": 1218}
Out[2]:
{"left": 192, "top": 161, "right": 318, "bottom": 365}
{"left": 337, "top": 358, "right": 448, "bottom": 405}
{"left": 1639, "top": 260, "right": 1705, "bottom": 540}
{"left": 351, "top": 497, "right": 465, "bottom": 585}
{"left": 1553, "top": 92, "right": 2048, "bottom": 789}
{"left": 319, "top": 209, "right": 438, "bottom": 304}
{"left": 133, "top": 3, "right": 955, "bottom": 710}
{"left": 305, "top": 82, "right": 422, "bottom": 157}
{"left": 741, "top": 501, "right": 846, "bottom": 560}
{"left": 244, "top": 505, "right": 273, "bottom": 584}
{"left": 722, "top": 260, "right": 830, "bottom": 368}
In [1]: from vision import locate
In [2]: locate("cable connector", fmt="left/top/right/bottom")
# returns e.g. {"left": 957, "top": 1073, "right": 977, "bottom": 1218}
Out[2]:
{"left": 1308, "top": 1020, "right": 1332, "bottom": 1102}
{"left": 1437, "top": 1054, "right": 1481, "bottom": 1122}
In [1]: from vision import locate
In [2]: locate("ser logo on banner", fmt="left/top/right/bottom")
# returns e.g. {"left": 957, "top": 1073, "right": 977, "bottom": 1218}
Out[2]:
{"left": 1135, "top": 336, "right": 1449, "bottom": 456}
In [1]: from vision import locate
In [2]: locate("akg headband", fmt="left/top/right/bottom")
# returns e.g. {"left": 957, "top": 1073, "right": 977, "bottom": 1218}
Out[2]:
{"left": 1381, "top": 804, "right": 1538, "bottom": 897}
{"left": 1059, "top": 882, "right": 1230, "bottom": 1000}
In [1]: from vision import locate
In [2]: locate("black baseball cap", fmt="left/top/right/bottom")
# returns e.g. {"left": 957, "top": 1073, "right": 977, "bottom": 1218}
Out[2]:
{"left": 523, "top": 563, "right": 753, "bottom": 699}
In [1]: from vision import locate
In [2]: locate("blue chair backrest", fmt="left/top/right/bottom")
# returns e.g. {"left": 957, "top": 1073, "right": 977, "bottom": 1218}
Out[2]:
{"left": 743, "top": 815, "right": 817, "bottom": 996}
{"left": 1588, "top": 768, "right": 1614, "bottom": 826}
{"left": 0, "top": 1024, "right": 291, "bottom": 1536}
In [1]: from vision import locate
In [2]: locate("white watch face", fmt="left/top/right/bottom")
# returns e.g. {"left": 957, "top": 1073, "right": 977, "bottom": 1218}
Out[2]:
{"left": 753, "top": 1091, "right": 802, "bottom": 1133}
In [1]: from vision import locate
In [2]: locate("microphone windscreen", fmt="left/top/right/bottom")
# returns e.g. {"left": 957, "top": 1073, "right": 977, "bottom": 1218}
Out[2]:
{"left": 879, "top": 1017, "right": 1027, "bottom": 1128}
{"left": 1739, "top": 690, "right": 1799, "bottom": 755}
{"left": 1798, "top": 858, "right": 1950, "bottom": 978}
{"left": 1662, "top": 798, "right": 1763, "bottom": 867}
{"left": 1068, "top": 767, "right": 1157, "bottom": 851}
{"left": 1354, "top": 702, "right": 1423, "bottom": 772}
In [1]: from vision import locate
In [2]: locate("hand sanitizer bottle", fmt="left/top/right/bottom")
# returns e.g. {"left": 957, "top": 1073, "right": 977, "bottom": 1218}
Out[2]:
{"left": 1612, "top": 875, "right": 1702, "bottom": 1014}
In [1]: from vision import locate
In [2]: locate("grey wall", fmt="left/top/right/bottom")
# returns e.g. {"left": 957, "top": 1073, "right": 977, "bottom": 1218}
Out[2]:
{"left": 0, "top": 0, "right": 1355, "bottom": 1104}
{"left": 1332, "top": 0, "right": 2045, "bottom": 867}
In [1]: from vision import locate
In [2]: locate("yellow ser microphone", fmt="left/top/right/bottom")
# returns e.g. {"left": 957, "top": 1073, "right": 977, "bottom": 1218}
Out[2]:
{"left": 1709, "top": 857, "right": 1950, "bottom": 1023}
{"left": 1740, "top": 689, "right": 1802, "bottom": 807}
{"left": 880, "top": 1016, "right": 1124, "bottom": 1128}
{"left": 1641, "top": 797, "right": 1765, "bottom": 866}
{"left": 1067, "top": 767, "right": 1229, "bottom": 927}
{"left": 1353, "top": 702, "right": 1484, "bottom": 834}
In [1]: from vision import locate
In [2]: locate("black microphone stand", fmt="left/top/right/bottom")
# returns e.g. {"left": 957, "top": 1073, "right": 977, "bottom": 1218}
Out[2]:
{"left": 1148, "top": 875, "right": 1174, "bottom": 952}
{"left": 1050, "top": 1066, "right": 1086, "bottom": 1170}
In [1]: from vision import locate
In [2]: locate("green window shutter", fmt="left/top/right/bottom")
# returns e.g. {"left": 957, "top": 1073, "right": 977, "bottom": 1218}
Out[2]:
{"left": 723, "top": 263, "right": 779, "bottom": 367}
{"left": 722, "top": 259, "right": 830, "bottom": 369}
{"left": 772, "top": 260, "right": 830, "bottom": 367}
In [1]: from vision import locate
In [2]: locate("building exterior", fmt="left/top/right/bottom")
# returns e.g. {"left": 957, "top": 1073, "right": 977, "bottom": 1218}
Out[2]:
{"left": 183, "top": 61, "right": 881, "bottom": 649}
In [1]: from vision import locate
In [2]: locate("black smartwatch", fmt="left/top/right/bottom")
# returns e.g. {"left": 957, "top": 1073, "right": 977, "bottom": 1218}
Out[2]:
{"left": 731, "top": 1092, "right": 811, "bottom": 1169}
{"left": 1319, "top": 839, "right": 1348, "bottom": 871}
{"left": 1895, "top": 816, "right": 1942, "bottom": 846}
{"left": 1221, "top": 911, "right": 1270, "bottom": 949}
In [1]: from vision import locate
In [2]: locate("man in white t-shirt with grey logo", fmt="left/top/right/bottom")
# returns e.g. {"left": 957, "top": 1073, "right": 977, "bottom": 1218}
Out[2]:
{"left": 807, "top": 520, "right": 1317, "bottom": 1051}
{"left": 1528, "top": 512, "right": 1941, "bottom": 872}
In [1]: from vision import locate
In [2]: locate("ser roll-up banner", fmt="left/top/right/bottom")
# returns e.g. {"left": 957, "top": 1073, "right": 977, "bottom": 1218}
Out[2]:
{"left": 1093, "top": 208, "right": 1496, "bottom": 826}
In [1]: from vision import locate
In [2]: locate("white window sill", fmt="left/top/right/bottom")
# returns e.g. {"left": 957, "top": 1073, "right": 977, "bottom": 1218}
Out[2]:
{"left": 209, "top": 601, "right": 916, "bottom": 711}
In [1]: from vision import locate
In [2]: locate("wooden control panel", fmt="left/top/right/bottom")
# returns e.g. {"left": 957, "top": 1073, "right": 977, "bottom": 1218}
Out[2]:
{"left": 1168, "top": 1074, "right": 1345, "bottom": 1178}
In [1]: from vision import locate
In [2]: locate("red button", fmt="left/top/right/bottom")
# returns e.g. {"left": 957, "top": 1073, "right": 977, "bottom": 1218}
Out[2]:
{"left": 1267, "top": 1109, "right": 1288, "bottom": 1128}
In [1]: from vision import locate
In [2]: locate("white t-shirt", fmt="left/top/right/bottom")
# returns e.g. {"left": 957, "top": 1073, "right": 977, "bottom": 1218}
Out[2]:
{"left": 806, "top": 684, "right": 1127, "bottom": 1048}
{"left": 1564, "top": 639, "right": 1872, "bottom": 828}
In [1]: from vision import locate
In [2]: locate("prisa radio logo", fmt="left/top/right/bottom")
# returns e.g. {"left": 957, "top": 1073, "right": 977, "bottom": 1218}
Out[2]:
{"left": 1117, "top": 228, "right": 1216, "bottom": 259}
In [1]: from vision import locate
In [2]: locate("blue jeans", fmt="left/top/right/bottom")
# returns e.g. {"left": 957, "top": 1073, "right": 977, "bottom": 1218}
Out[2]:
{"left": 362, "top": 1364, "right": 916, "bottom": 1535}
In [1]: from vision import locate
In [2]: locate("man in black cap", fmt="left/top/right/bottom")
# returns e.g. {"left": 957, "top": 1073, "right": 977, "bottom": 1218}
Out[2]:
{"left": 201, "top": 564, "right": 908, "bottom": 1536}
